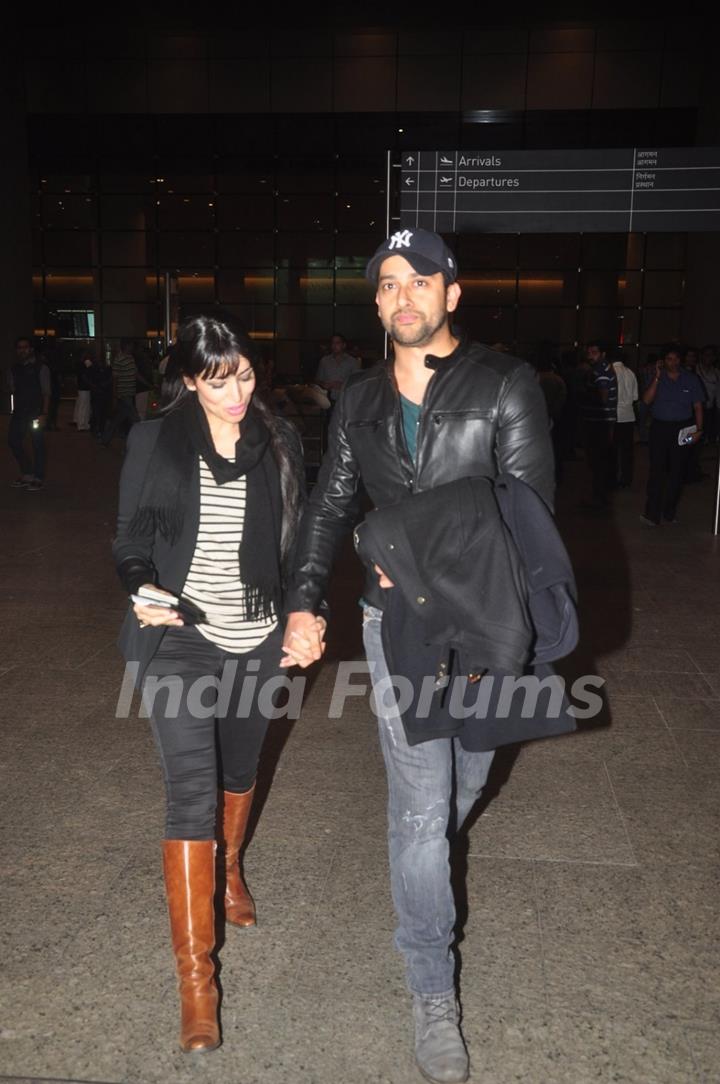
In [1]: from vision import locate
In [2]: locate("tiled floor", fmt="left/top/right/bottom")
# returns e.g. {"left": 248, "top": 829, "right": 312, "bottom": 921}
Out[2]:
{"left": 1, "top": 410, "right": 719, "bottom": 1083}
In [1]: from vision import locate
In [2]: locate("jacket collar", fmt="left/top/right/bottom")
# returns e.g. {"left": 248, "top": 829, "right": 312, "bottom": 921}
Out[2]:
{"left": 424, "top": 333, "right": 467, "bottom": 371}
{"left": 384, "top": 333, "right": 468, "bottom": 381}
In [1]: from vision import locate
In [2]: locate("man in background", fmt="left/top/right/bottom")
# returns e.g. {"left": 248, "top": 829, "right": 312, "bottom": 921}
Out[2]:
{"left": 641, "top": 344, "right": 704, "bottom": 526}
{"left": 102, "top": 338, "right": 139, "bottom": 445}
{"left": 580, "top": 340, "right": 617, "bottom": 510}
{"left": 609, "top": 348, "right": 638, "bottom": 489}
{"left": 7, "top": 337, "right": 50, "bottom": 491}
{"left": 697, "top": 344, "right": 718, "bottom": 444}
{"left": 133, "top": 344, "right": 155, "bottom": 421}
{"left": 315, "top": 333, "right": 360, "bottom": 406}
{"left": 534, "top": 344, "right": 567, "bottom": 483}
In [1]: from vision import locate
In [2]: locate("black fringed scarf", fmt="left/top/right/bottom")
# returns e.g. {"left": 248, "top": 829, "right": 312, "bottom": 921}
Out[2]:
{"left": 127, "top": 395, "right": 283, "bottom": 621}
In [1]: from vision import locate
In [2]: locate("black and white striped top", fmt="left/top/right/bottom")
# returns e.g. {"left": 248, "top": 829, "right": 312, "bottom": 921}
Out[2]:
{"left": 183, "top": 458, "right": 278, "bottom": 653}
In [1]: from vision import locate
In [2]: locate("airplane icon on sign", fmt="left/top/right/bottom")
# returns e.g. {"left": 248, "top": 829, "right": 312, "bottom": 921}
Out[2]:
{"left": 440, "top": 176, "right": 452, "bottom": 184}
{"left": 440, "top": 155, "right": 453, "bottom": 165}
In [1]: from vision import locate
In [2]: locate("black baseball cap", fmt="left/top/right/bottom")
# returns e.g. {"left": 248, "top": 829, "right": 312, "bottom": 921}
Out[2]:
{"left": 366, "top": 228, "right": 458, "bottom": 286}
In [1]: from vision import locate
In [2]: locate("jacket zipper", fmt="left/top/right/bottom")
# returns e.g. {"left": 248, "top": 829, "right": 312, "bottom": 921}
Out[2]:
{"left": 393, "top": 391, "right": 415, "bottom": 489}
{"left": 389, "top": 359, "right": 443, "bottom": 491}
{"left": 412, "top": 371, "right": 439, "bottom": 488}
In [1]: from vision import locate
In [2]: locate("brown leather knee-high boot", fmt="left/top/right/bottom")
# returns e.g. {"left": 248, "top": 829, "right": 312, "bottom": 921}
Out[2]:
{"left": 219, "top": 787, "right": 256, "bottom": 927}
{"left": 161, "top": 839, "right": 221, "bottom": 1053}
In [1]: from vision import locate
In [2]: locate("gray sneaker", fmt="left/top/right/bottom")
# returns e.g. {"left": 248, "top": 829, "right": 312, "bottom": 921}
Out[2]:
{"left": 413, "top": 995, "right": 469, "bottom": 1084}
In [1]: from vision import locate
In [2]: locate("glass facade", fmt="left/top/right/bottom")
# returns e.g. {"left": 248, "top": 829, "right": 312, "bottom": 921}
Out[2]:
{"left": 30, "top": 131, "right": 388, "bottom": 376}
{"left": 28, "top": 106, "right": 695, "bottom": 376}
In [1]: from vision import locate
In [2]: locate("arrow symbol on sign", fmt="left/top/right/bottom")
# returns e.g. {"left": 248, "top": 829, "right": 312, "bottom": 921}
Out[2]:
{"left": 404, "top": 177, "right": 416, "bottom": 186}
{"left": 405, "top": 155, "right": 416, "bottom": 166}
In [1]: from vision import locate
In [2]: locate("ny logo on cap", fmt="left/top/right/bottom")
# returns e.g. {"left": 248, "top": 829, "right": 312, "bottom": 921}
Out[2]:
{"left": 387, "top": 229, "right": 413, "bottom": 250}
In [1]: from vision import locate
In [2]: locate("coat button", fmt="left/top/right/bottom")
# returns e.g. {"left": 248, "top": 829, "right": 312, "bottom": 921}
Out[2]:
{"left": 416, "top": 596, "right": 426, "bottom": 605}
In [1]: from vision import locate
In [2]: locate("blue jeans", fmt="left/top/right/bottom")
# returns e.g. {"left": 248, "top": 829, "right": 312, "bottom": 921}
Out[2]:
{"left": 362, "top": 606, "right": 494, "bottom": 998}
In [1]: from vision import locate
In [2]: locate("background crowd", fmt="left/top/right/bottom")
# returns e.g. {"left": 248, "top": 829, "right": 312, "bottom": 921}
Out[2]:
{"left": 6, "top": 331, "right": 718, "bottom": 528}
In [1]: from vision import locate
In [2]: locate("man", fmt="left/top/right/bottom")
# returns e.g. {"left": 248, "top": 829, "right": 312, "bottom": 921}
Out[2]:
{"left": 609, "top": 348, "right": 638, "bottom": 488}
{"left": 641, "top": 344, "right": 704, "bottom": 526}
{"left": 102, "top": 338, "right": 139, "bottom": 445}
{"left": 133, "top": 345, "right": 155, "bottom": 421}
{"left": 683, "top": 345, "right": 699, "bottom": 373}
{"left": 534, "top": 348, "right": 567, "bottom": 483}
{"left": 697, "top": 344, "right": 718, "bottom": 444}
{"left": 282, "top": 229, "right": 553, "bottom": 1084}
{"left": 682, "top": 344, "right": 707, "bottom": 482}
{"left": 315, "top": 333, "right": 360, "bottom": 405}
{"left": 579, "top": 340, "right": 617, "bottom": 509}
{"left": 7, "top": 337, "right": 50, "bottom": 491}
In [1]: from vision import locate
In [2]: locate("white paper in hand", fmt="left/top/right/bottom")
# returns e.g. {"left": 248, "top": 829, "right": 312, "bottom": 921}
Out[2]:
{"left": 131, "top": 585, "right": 179, "bottom": 607}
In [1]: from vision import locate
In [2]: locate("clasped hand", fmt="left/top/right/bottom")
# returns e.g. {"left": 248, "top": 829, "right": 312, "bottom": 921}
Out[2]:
{"left": 281, "top": 612, "right": 328, "bottom": 668}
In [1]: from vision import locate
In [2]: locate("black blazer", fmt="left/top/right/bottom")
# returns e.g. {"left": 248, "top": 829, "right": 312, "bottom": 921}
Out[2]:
{"left": 353, "top": 475, "right": 535, "bottom": 677}
{"left": 112, "top": 418, "right": 303, "bottom": 687}
{"left": 353, "top": 476, "right": 578, "bottom": 750}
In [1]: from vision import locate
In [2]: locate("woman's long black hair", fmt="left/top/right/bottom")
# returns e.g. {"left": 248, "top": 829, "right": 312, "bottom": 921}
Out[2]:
{"left": 161, "top": 313, "right": 303, "bottom": 563}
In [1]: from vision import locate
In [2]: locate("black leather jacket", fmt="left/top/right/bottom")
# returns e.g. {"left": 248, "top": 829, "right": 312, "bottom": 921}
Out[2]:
{"left": 286, "top": 338, "right": 555, "bottom": 614}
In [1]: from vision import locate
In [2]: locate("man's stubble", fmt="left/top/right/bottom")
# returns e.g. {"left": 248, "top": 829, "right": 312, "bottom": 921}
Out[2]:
{"left": 381, "top": 306, "right": 450, "bottom": 349}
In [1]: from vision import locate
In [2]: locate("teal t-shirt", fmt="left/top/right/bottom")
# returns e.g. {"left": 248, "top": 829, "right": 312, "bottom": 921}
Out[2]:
{"left": 400, "top": 394, "right": 422, "bottom": 464}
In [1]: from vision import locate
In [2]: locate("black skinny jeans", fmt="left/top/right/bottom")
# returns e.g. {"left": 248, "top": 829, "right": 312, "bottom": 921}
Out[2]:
{"left": 142, "top": 623, "right": 284, "bottom": 840}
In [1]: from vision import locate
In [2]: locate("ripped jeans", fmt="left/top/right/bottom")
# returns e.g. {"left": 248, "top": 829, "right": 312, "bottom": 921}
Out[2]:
{"left": 362, "top": 605, "right": 495, "bottom": 998}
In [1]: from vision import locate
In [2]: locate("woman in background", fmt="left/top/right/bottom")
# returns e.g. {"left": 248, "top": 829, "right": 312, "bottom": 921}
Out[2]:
{"left": 73, "top": 350, "right": 94, "bottom": 431}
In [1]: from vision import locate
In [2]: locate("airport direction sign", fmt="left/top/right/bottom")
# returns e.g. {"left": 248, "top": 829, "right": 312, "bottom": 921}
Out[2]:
{"left": 400, "top": 147, "right": 720, "bottom": 232}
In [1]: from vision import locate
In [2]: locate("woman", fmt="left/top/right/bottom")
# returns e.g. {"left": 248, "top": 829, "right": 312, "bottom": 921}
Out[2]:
{"left": 112, "top": 314, "right": 323, "bottom": 1053}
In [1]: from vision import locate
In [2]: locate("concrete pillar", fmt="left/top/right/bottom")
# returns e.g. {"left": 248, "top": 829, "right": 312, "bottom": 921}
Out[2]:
{"left": 0, "top": 33, "right": 32, "bottom": 409}
{"left": 681, "top": 46, "right": 720, "bottom": 348}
